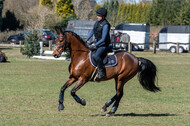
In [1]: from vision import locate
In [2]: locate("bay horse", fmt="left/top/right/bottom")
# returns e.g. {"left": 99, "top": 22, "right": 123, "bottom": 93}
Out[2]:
{"left": 53, "top": 29, "right": 160, "bottom": 117}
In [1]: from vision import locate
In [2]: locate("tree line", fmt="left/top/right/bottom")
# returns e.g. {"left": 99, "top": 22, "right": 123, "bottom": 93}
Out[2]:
{"left": 0, "top": 0, "right": 5, "bottom": 30}
{"left": 1, "top": 0, "right": 190, "bottom": 32}
{"left": 97, "top": 0, "right": 190, "bottom": 26}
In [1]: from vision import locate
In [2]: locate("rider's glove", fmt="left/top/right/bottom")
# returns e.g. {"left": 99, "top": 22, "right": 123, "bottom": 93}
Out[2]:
{"left": 86, "top": 40, "right": 91, "bottom": 44}
{"left": 89, "top": 43, "right": 97, "bottom": 50}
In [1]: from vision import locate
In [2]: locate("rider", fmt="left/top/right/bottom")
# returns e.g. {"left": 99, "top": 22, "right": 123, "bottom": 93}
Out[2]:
{"left": 86, "top": 8, "right": 111, "bottom": 79}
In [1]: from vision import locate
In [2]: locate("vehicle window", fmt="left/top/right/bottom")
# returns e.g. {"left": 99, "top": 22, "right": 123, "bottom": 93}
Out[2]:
{"left": 45, "top": 31, "right": 53, "bottom": 36}
{"left": 160, "top": 27, "right": 168, "bottom": 33}
{"left": 42, "top": 32, "right": 46, "bottom": 36}
{"left": 23, "top": 31, "right": 30, "bottom": 36}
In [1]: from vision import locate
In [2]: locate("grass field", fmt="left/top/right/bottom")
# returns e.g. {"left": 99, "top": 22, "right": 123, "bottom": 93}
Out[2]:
{"left": 0, "top": 47, "right": 190, "bottom": 126}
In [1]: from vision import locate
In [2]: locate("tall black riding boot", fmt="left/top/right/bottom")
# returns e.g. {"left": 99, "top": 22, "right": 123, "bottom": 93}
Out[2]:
{"left": 97, "top": 62, "right": 106, "bottom": 79}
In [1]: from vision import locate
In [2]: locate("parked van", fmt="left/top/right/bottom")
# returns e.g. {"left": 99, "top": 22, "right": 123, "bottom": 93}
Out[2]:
{"left": 114, "top": 23, "right": 150, "bottom": 50}
{"left": 159, "top": 25, "right": 190, "bottom": 53}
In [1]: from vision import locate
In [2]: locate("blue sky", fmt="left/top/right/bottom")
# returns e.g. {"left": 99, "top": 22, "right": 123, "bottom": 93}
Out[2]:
{"left": 96, "top": 0, "right": 102, "bottom": 4}
{"left": 96, "top": 0, "right": 141, "bottom": 4}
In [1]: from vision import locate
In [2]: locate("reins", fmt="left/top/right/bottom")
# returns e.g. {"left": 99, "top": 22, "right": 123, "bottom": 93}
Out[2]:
{"left": 71, "top": 49, "right": 89, "bottom": 52}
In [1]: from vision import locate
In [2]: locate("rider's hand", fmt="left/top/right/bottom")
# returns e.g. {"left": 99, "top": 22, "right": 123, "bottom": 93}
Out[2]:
{"left": 86, "top": 41, "right": 91, "bottom": 44}
{"left": 89, "top": 43, "right": 97, "bottom": 50}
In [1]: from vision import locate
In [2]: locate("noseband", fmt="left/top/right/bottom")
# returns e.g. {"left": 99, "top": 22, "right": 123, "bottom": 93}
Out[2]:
{"left": 55, "top": 33, "right": 68, "bottom": 56}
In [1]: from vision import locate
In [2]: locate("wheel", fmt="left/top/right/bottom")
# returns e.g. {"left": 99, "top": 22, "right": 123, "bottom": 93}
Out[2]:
{"left": 169, "top": 46, "right": 176, "bottom": 53}
{"left": 178, "top": 46, "right": 184, "bottom": 53}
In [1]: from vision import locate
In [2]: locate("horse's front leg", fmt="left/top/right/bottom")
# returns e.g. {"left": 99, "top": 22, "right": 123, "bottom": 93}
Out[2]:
{"left": 58, "top": 77, "right": 77, "bottom": 111}
{"left": 71, "top": 79, "right": 87, "bottom": 106}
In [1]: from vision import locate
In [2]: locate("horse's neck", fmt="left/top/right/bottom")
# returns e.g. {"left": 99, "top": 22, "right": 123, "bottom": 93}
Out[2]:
{"left": 70, "top": 37, "right": 88, "bottom": 52}
{"left": 70, "top": 37, "right": 89, "bottom": 59}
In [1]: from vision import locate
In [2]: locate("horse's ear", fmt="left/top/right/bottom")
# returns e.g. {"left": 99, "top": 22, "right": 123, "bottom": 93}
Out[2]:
{"left": 55, "top": 26, "right": 64, "bottom": 34}
{"left": 55, "top": 28, "right": 61, "bottom": 34}
{"left": 60, "top": 28, "right": 64, "bottom": 34}
{"left": 55, "top": 28, "right": 64, "bottom": 35}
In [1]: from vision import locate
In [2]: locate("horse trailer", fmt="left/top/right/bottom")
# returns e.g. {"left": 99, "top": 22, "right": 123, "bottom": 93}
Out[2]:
{"left": 66, "top": 20, "right": 150, "bottom": 51}
{"left": 66, "top": 20, "right": 95, "bottom": 41}
{"left": 114, "top": 23, "right": 150, "bottom": 50}
{"left": 159, "top": 25, "right": 190, "bottom": 53}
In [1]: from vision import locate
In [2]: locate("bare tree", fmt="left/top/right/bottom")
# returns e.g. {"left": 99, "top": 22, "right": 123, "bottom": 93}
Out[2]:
{"left": 72, "top": 0, "right": 96, "bottom": 20}
{"left": 24, "top": 5, "right": 60, "bottom": 29}
{"left": 2, "top": 0, "right": 39, "bottom": 29}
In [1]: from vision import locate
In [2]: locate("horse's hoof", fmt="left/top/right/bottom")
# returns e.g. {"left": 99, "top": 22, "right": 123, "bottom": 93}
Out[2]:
{"left": 101, "top": 107, "right": 107, "bottom": 113}
{"left": 81, "top": 98, "right": 86, "bottom": 106}
{"left": 106, "top": 112, "right": 114, "bottom": 117}
{"left": 58, "top": 104, "right": 64, "bottom": 111}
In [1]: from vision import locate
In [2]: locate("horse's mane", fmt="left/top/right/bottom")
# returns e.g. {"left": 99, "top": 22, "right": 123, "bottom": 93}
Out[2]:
{"left": 64, "top": 31, "right": 89, "bottom": 48}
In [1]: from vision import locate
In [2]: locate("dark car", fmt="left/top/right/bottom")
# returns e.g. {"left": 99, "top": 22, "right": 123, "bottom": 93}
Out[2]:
{"left": 7, "top": 29, "right": 56, "bottom": 46}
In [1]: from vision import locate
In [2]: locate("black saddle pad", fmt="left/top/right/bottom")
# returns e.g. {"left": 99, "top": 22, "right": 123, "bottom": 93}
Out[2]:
{"left": 89, "top": 51, "right": 117, "bottom": 68}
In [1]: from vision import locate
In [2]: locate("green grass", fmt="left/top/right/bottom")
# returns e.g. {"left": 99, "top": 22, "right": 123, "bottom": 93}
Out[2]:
{"left": 0, "top": 47, "right": 190, "bottom": 126}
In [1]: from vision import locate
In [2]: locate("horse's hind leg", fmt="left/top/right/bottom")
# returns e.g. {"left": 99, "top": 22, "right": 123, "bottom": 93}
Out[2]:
{"left": 106, "top": 80, "right": 124, "bottom": 117}
{"left": 71, "top": 79, "right": 87, "bottom": 106}
{"left": 58, "top": 77, "right": 77, "bottom": 111}
{"left": 101, "top": 95, "right": 116, "bottom": 113}
{"left": 101, "top": 78, "right": 118, "bottom": 113}
{"left": 101, "top": 78, "right": 124, "bottom": 114}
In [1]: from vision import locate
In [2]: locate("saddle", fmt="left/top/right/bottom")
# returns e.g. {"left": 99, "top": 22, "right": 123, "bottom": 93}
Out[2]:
{"left": 89, "top": 51, "right": 117, "bottom": 81}
{"left": 89, "top": 51, "right": 117, "bottom": 68}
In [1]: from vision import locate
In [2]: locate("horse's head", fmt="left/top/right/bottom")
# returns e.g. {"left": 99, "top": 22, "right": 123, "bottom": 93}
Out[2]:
{"left": 53, "top": 29, "right": 69, "bottom": 58}
{"left": 53, "top": 29, "right": 90, "bottom": 58}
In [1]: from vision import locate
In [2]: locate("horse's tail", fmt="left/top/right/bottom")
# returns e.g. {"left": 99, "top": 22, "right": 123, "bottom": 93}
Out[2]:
{"left": 137, "top": 57, "right": 161, "bottom": 92}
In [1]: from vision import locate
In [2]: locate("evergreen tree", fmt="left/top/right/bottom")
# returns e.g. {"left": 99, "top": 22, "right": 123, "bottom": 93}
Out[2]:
{"left": 178, "top": 0, "right": 190, "bottom": 25}
{"left": 111, "top": 0, "right": 119, "bottom": 26}
{"left": 127, "top": 4, "right": 133, "bottom": 22}
{"left": 54, "top": 14, "right": 78, "bottom": 30}
{"left": 116, "top": 3, "right": 126, "bottom": 24}
{"left": 143, "top": 3, "right": 151, "bottom": 23}
{"left": 146, "top": 0, "right": 162, "bottom": 25}
{"left": 116, "top": 1, "right": 151, "bottom": 24}
{"left": 21, "top": 31, "right": 40, "bottom": 58}
{"left": 40, "top": 0, "right": 53, "bottom": 7}
{"left": 134, "top": 3, "right": 140, "bottom": 22}
{"left": 124, "top": 3, "right": 130, "bottom": 22}
{"left": 103, "top": 0, "right": 119, "bottom": 26}
{"left": 55, "top": 0, "right": 75, "bottom": 18}
{"left": 0, "top": 0, "right": 5, "bottom": 31}
{"left": 146, "top": 0, "right": 186, "bottom": 25}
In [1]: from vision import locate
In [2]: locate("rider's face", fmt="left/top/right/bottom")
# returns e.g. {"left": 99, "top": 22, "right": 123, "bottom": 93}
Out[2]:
{"left": 97, "top": 15, "right": 103, "bottom": 21}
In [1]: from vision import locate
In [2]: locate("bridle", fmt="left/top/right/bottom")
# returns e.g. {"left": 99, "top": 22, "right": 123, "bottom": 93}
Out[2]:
{"left": 55, "top": 33, "right": 67, "bottom": 56}
{"left": 55, "top": 32, "right": 89, "bottom": 56}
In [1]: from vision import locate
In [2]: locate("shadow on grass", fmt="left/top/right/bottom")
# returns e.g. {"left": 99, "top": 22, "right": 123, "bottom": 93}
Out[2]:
{"left": 114, "top": 113, "right": 176, "bottom": 117}
{"left": 90, "top": 113, "right": 176, "bottom": 117}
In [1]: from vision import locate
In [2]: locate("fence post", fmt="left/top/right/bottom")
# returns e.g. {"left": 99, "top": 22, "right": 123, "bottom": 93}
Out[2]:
{"left": 19, "top": 40, "right": 22, "bottom": 48}
{"left": 128, "top": 42, "right": 132, "bottom": 53}
{"left": 176, "top": 42, "right": 179, "bottom": 54}
{"left": 153, "top": 41, "right": 156, "bottom": 54}
{"left": 49, "top": 40, "right": 52, "bottom": 51}
{"left": 40, "top": 41, "right": 43, "bottom": 56}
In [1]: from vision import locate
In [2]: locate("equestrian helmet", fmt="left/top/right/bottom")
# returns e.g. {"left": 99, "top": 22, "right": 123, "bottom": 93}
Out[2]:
{"left": 96, "top": 8, "right": 107, "bottom": 17}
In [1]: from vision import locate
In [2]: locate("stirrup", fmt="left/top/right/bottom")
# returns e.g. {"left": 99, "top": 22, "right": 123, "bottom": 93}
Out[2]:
{"left": 97, "top": 70, "right": 106, "bottom": 79}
